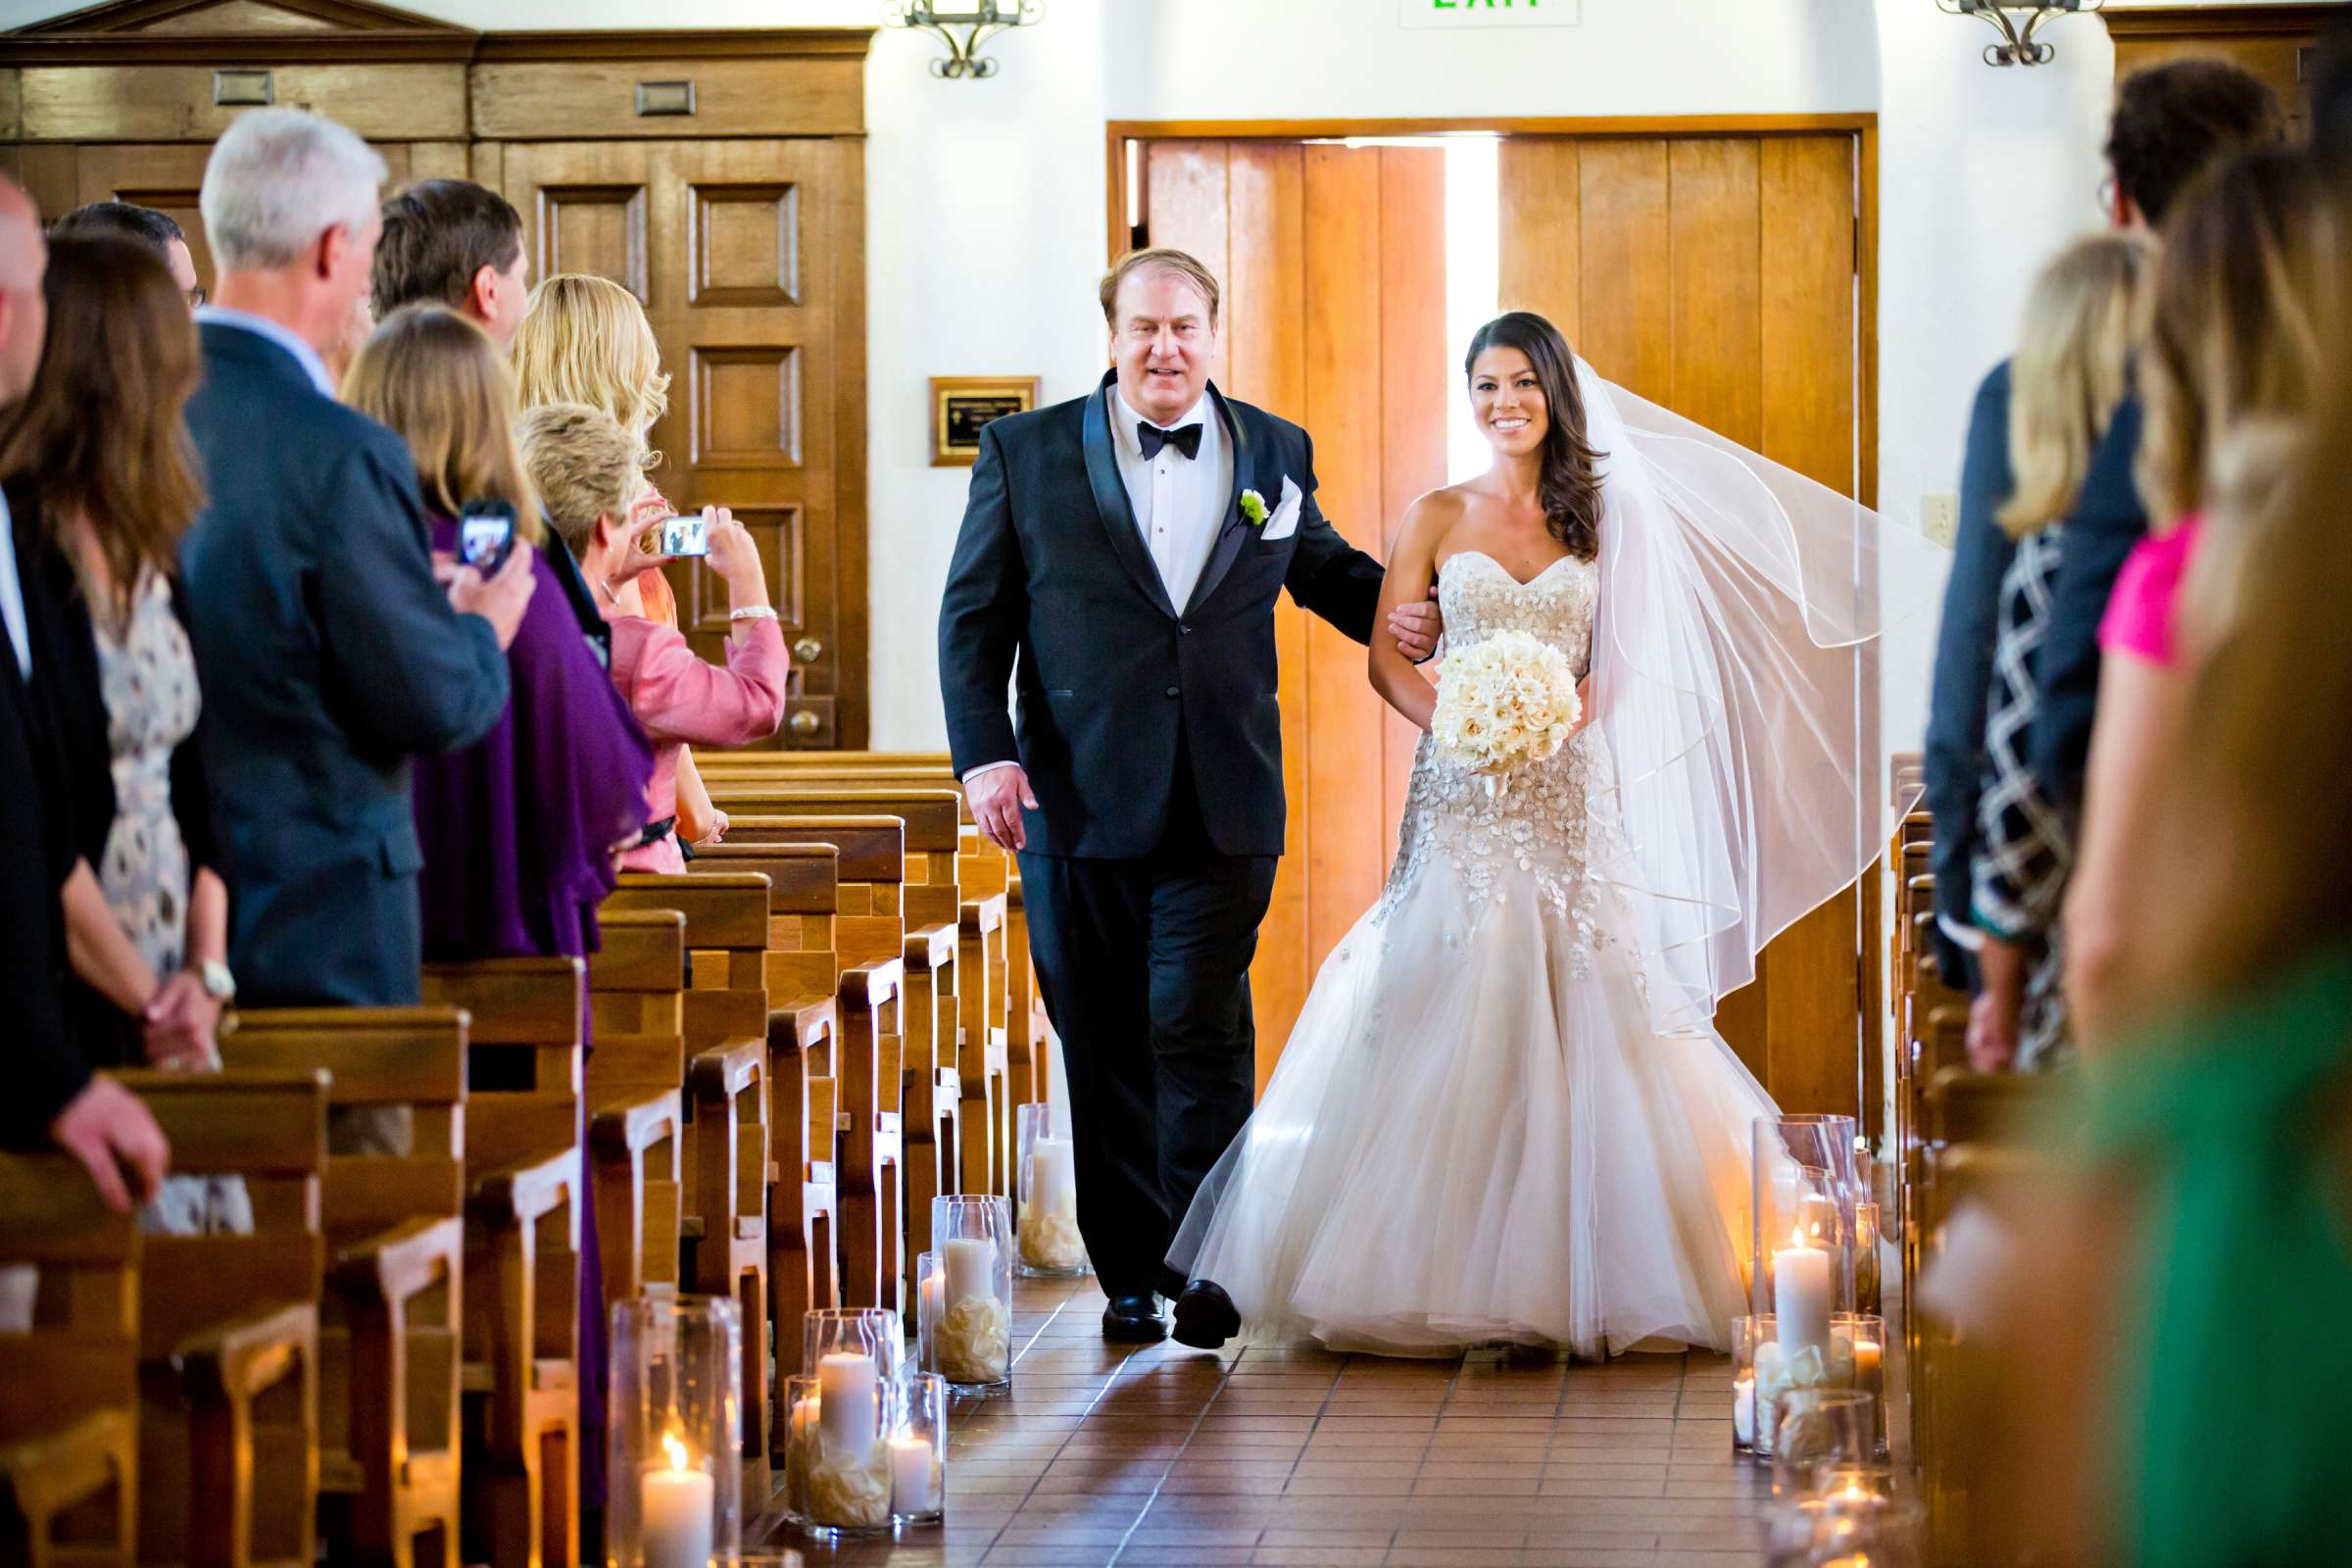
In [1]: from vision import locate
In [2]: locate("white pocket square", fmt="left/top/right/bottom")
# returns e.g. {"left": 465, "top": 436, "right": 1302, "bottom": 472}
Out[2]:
{"left": 1261, "top": 476, "right": 1303, "bottom": 542}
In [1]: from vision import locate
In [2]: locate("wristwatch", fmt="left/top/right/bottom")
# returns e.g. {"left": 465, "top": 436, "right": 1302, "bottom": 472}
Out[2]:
{"left": 196, "top": 959, "right": 236, "bottom": 1004}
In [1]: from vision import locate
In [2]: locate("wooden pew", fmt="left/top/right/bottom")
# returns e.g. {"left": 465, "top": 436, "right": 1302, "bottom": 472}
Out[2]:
{"left": 218, "top": 1008, "right": 467, "bottom": 1568}
{"left": 598, "top": 874, "right": 774, "bottom": 1486}
{"left": 714, "top": 819, "right": 908, "bottom": 1312}
{"left": 416, "top": 961, "right": 593, "bottom": 1568}
{"left": 0, "top": 1155, "right": 140, "bottom": 1568}
{"left": 674, "top": 844, "right": 846, "bottom": 1393}
{"left": 118, "top": 1069, "right": 327, "bottom": 1568}
{"left": 583, "top": 911, "right": 689, "bottom": 1316}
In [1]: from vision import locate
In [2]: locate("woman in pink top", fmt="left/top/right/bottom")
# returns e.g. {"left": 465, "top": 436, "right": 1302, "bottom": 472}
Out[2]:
{"left": 518, "top": 403, "right": 788, "bottom": 872}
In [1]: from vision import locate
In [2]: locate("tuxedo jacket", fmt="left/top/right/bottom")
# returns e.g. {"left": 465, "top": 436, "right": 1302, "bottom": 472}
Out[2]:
{"left": 178, "top": 321, "right": 511, "bottom": 1007}
{"left": 939, "top": 371, "right": 1384, "bottom": 859}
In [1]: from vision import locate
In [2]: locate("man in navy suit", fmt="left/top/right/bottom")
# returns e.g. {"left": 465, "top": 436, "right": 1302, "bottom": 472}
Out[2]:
{"left": 939, "top": 249, "right": 1438, "bottom": 1344}
{"left": 176, "top": 110, "right": 535, "bottom": 1012}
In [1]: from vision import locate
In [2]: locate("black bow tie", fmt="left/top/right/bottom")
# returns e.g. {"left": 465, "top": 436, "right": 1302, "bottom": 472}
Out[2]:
{"left": 1138, "top": 421, "right": 1203, "bottom": 461}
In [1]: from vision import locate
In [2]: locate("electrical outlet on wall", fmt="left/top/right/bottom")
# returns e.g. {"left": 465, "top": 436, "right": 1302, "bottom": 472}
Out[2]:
{"left": 1922, "top": 494, "right": 1959, "bottom": 549}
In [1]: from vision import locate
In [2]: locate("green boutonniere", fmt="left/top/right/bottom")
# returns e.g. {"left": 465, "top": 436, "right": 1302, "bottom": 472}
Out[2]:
{"left": 1240, "top": 489, "right": 1268, "bottom": 528}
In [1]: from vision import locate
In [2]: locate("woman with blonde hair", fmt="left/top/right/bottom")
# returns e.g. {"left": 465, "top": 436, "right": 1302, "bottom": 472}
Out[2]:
{"left": 1964, "top": 230, "right": 2156, "bottom": 1072}
{"left": 513, "top": 272, "right": 729, "bottom": 850}
{"left": 2064, "top": 150, "right": 2345, "bottom": 1045}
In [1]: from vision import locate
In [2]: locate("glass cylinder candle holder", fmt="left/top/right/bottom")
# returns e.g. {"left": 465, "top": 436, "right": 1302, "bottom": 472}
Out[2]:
{"left": 607, "top": 1293, "right": 744, "bottom": 1568}
{"left": 913, "top": 1251, "right": 942, "bottom": 1377}
{"left": 1751, "top": 1114, "right": 1862, "bottom": 1367}
{"left": 1854, "top": 1200, "right": 1883, "bottom": 1320}
{"left": 1733, "top": 1313, "right": 1773, "bottom": 1454}
{"left": 1763, "top": 1492, "right": 1925, "bottom": 1568}
{"left": 931, "top": 1195, "right": 1013, "bottom": 1393}
{"left": 1014, "top": 1102, "right": 1088, "bottom": 1277}
{"left": 890, "top": 1371, "right": 949, "bottom": 1525}
{"left": 1832, "top": 1312, "right": 1887, "bottom": 1456}
{"left": 782, "top": 1371, "right": 894, "bottom": 1538}
{"left": 1769, "top": 1386, "right": 1877, "bottom": 1501}
{"left": 802, "top": 1306, "right": 906, "bottom": 1393}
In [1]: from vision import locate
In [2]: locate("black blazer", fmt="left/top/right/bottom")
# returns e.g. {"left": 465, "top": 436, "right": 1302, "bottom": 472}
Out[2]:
{"left": 177, "top": 320, "right": 510, "bottom": 1006}
{"left": 2029, "top": 394, "right": 2147, "bottom": 811}
{"left": 1, "top": 520, "right": 90, "bottom": 1145}
{"left": 939, "top": 372, "right": 1384, "bottom": 858}
{"left": 1922, "top": 362, "right": 2017, "bottom": 991}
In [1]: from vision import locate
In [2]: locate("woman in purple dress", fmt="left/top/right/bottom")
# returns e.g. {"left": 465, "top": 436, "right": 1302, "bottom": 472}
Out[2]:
{"left": 343, "top": 303, "right": 653, "bottom": 1522}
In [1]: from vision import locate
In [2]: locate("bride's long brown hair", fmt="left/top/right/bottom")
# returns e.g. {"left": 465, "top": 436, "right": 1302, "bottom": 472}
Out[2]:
{"left": 1464, "top": 311, "right": 1605, "bottom": 561}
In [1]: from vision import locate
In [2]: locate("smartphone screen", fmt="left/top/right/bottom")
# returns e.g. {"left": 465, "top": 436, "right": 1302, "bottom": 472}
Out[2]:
{"left": 655, "top": 511, "right": 710, "bottom": 558}
{"left": 459, "top": 499, "right": 516, "bottom": 573}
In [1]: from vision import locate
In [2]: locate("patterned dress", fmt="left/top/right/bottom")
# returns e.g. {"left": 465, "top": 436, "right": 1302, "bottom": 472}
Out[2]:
{"left": 95, "top": 568, "right": 249, "bottom": 1236}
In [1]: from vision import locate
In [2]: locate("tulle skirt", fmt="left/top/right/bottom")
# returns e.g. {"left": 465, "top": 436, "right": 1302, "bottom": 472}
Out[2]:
{"left": 1167, "top": 847, "right": 1773, "bottom": 1358}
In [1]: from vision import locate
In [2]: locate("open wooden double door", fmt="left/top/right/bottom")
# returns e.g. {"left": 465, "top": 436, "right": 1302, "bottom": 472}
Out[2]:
{"left": 1115, "top": 122, "right": 1880, "bottom": 1119}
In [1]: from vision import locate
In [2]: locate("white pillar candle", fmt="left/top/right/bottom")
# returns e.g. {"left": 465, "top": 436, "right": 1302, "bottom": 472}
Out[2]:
{"left": 889, "top": 1434, "right": 939, "bottom": 1515}
{"left": 1029, "top": 1137, "right": 1076, "bottom": 1214}
{"left": 641, "top": 1437, "right": 713, "bottom": 1568}
{"left": 817, "top": 1351, "right": 878, "bottom": 1463}
{"left": 1733, "top": 1372, "right": 1755, "bottom": 1446}
{"left": 1774, "top": 1228, "right": 1833, "bottom": 1361}
{"left": 1797, "top": 1191, "right": 1838, "bottom": 1245}
{"left": 920, "top": 1266, "right": 946, "bottom": 1332}
{"left": 944, "top": 1235, "right": 996, "bottom": 1305}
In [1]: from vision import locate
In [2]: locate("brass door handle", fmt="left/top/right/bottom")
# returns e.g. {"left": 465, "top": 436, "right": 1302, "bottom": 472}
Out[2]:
{"left": 788, "top": 710, "right": 821, "bottom": 736}
{"left": 793, "top": 636, "right": 823, "bottom": 663}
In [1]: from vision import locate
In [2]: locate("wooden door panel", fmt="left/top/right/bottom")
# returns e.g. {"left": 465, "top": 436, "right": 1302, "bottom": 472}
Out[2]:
{"left": 1497, "top": 136, "right": 1581, "bottom": 341}
{"left": 501, "top": 137, "right": 864, "bottom": 749}
{"left": 1575, "top": 140, "right": 1671, "bottom": 403}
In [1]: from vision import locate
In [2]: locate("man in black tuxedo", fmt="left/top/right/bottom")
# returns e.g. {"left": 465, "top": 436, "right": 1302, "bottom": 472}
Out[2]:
{"left": 939, "top": 249, "right": 1437, "bottom": 1344}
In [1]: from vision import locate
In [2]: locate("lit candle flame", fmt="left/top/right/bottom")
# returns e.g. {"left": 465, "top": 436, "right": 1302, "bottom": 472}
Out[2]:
{"left": 1790, "top": 1224, "right": 1807, "bottom": 1250}
{"left": 662, "top": 1431, "right": 689, "bottom": 1472}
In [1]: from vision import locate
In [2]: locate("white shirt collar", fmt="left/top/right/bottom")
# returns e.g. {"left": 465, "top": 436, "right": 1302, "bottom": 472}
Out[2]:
{"left": 1110, "top": 385, "right": 1213, "bottom": 459}
{"left": 0, "top": 486, "right": 26, "bottom": 680}
{"left": 196, "top": 304, "right": 338, "bottom": 399}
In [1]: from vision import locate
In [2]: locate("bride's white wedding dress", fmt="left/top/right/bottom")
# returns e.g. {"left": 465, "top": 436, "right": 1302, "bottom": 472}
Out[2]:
{"left": 1168, "top": 548, "right": 1772, "bottom": 1357}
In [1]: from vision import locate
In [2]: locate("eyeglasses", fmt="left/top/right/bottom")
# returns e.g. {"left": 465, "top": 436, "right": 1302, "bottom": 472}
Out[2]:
{"left": 2096, "top": 174, "right": 2118, "bottom": 220}
{"left": 187, "top": 285, "right": 207, "bottom": 309}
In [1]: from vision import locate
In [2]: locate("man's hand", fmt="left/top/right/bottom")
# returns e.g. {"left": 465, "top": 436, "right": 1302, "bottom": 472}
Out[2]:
{"left": 142, "top": 971, "right": 221, "bottom": 1069}
{"left": 444, "top": 541, "right": 538, "bottom": 650}
{"left": 50, "top": 1077, "right": 170, "bottom": 1214}
{"left": 966, "top": 764, "right": 1039, "bottom": 853}
{"left": 1390, "top": 585, "right": 1443, "bottom": 663}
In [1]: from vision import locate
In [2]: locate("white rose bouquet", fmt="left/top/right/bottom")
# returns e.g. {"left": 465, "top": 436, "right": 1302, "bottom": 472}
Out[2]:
{"left": 1430, "top": 629, "right": 1583, "bottom": 779}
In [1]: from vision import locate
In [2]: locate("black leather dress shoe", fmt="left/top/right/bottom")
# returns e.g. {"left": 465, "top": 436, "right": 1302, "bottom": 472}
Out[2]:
{"left": 1171, "top": 1279, "right": 1242, "bottom": 1349}
{"left": 1102, "top": 1293, "right": 1168, "bottom": 1343}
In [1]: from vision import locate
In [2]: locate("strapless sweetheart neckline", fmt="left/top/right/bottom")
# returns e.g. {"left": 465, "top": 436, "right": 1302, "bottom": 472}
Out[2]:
{"left": 1440, "top": 548, "right": 1588, "bottom": 590}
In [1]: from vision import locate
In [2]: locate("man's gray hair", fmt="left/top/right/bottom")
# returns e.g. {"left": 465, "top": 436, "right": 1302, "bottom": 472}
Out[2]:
{"left": 200, "top": 108, "right": 386, "bottom": 270}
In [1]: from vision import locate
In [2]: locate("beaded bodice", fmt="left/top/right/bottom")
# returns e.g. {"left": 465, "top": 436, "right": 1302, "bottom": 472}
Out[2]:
{"left": 1375, "top": 551, "right": 1625, "bottom": 966}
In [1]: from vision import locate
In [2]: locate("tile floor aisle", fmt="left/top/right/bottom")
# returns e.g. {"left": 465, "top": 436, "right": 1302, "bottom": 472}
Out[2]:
{"left": 753, "top": 1276, "right": 1776, "bottom": 1568}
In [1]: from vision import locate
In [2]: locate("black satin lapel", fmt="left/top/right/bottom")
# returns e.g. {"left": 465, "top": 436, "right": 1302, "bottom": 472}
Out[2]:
{"left": 1183, "top": 384, "right": 1253, "bottom": 617}
{"left": 1082, "top": 378, "right": 1179, "bottom": 620}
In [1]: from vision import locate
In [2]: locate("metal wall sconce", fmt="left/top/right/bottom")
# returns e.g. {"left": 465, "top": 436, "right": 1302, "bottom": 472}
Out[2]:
{"left": 1936, "top": 0, "right": 2104, "bottom": 67}
{"left": 882, "top": 1, "right": 1043, "bottom": 79}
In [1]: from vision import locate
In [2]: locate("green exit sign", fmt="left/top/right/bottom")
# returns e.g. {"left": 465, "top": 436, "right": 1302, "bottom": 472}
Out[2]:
{"left": 1398, "top": 0, "right": 1580, "bottom": 27}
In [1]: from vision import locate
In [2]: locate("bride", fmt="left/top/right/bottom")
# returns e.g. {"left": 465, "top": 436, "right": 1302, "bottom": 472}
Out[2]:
{"left": 1165, "top": 310, "right": 1928, "bottom": 1358}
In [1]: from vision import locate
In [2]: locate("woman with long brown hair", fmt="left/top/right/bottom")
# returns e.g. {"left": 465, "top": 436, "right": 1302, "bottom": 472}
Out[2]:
{"left": 0, "top": 230, "right": 235, "bottom": 1231}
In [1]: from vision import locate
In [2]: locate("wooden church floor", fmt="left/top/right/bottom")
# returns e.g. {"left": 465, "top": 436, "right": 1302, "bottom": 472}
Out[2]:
{"left": 752, "top": 1275, "right": 1779, "bottom": 1568}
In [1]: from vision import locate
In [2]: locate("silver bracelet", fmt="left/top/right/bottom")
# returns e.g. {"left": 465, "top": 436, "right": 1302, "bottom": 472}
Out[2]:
{"left": 728, "top": 606, "right": 779, "bottom": 622}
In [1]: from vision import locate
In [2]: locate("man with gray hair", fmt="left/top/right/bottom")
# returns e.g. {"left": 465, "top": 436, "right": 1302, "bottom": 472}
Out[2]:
{"left": 177, "top": 108, "right": 535, "bottom": 1010}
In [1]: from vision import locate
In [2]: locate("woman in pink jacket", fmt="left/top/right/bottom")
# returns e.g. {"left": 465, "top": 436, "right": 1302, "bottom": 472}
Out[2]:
{"left": 518, "top": 402, "right": 787, "bottom": 871}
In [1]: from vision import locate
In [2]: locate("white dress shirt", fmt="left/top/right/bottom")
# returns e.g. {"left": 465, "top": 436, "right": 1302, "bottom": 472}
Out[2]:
{"left": 0, "top": 486, "right": 29, "bottom": 680}
{"left": 1110, "top": 385, "right": 1234, "bottom": 615}
{"left": 194, "top": 303, "right": 338, "bottom": 398}
{"left": 963, "top": 385, "right": 1237, "bottom": 788}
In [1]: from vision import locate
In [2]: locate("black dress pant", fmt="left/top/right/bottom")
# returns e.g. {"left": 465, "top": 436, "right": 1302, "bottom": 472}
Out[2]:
{"left": 1018, "top": 763, "right": 1278, "bottom": 1298}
